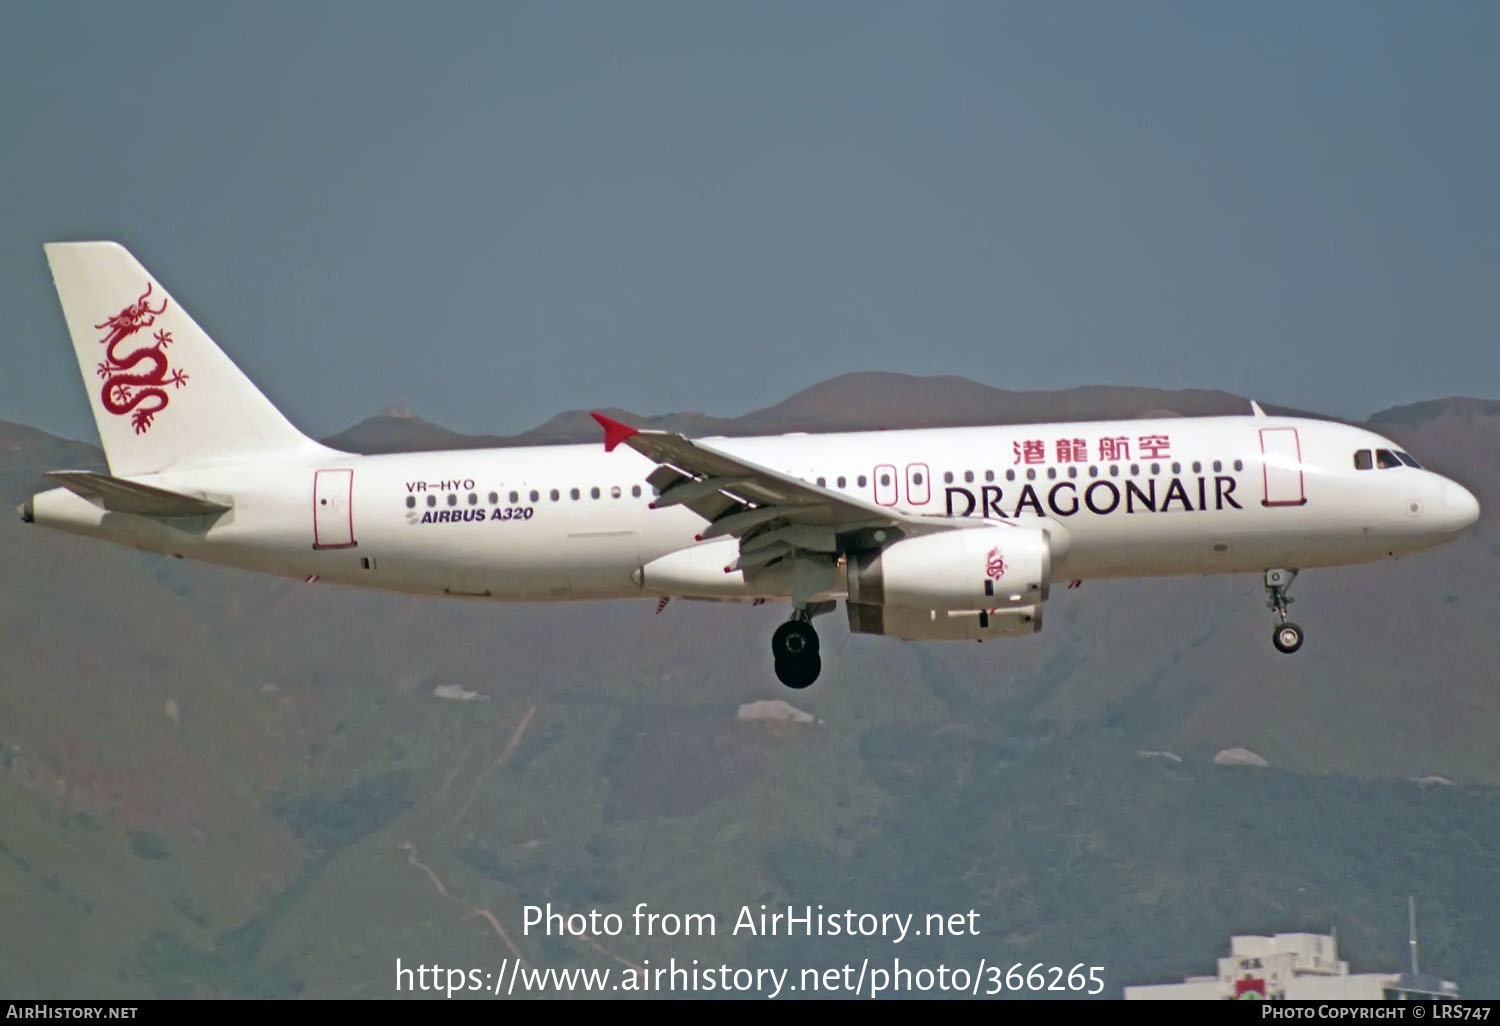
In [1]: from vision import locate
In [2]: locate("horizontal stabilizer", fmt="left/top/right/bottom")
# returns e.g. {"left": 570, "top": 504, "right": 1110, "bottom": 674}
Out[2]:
{"left": 44, "top": 471, "right": 231, "bottom": 517}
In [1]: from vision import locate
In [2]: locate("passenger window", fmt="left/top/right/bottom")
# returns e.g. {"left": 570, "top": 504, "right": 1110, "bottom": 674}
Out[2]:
{"left": 963, "top": 470, "right": 974, "bottom": 483}
{"left": 1026, "top": 468, "right": 1036, "bottom": 480}
{"left": 610, "top": 486, "right": 621, "bottom": 498}
{"left": 591, "top": 486, "right": 601, "bottom": 499}
{"left": 550, "top": 489, "right": 560, "bottom": 501}
{"left": 1396, "top": 452, "right": 1421, "bottom": 468}
{"left": 943, "top": 471, "right": 953, "bottom": 484}
{"left": 1233, "top": 459, "right": 1243, "bottom": 472}
{"left": 529, "top": 490, "right": 539, "bottom": 502}
{"left": 1354, "top": 450, "right": 1373, "bottom": 470}
{"left": 816, "top": 477, "right": 826, "bottom": 487}
{"left": 837, "top": 476, "right": 847, "bottom": 488}
{"left": 1192, "top": 461, "right": 1202, "bottom": 474}
{"left": 1088, "top": 466, "right": 1098, "bottom": 478}
{"left": 1046, "top": 467, "right": 1057, "bottom": 479}
{"left": 427, "top": 495, "right": 437, "bottom": 507}
{"left": 447, "top": 493, "right": 458, "bottom": 506}
{"left": 1067, "top": 466, "right": 1078, "bottom": 479}
{"left": 1212, "top": 460, "right": 1222, "bottom": 473}
{"left": 510, "top": 491, "right": 519, "bottom": 503}
{"left": 1171, "top": 462, "right": 1181, "bottom": 474}
{"left": 880, "top": 473, "right": 891, "bottom": 486}
{"left": 1006, "top": 469, "right": 1016, "bottom": 482}
{"left": 488, "top": 491, "right": 498, "bottom": 504}
{"left": 984, "top": 470, "right": 994, "bottom": 482}
{"left": 632, "top": 485, "right": 642, "bottom": 498}
{"left": 857, "top": 475, "right": 867, "bottom": 487}
{"left": 468, "top": 493, "right": 478, "bottom": 505}
{"left": 1376, "top": 449, "right": 1400, "bottom": 469}
{"left": 405, "top": 496, "right": 416, "bottom": 508}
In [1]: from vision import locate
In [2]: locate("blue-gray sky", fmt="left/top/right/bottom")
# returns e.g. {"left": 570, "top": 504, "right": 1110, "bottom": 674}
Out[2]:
{"left": 3, "top": 2, "right": 1496, "bottom": 443}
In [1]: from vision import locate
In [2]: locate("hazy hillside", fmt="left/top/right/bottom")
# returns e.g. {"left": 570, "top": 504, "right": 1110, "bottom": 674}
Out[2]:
{"left": 323, "top": 374, "right": 1326, "bottom": 453}
{"left": 1, "top": 380, "right": 1496, "bottom": 998}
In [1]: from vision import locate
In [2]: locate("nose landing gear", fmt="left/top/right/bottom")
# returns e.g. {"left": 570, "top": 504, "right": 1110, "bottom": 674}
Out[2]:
{"left": 1265, "top": 568, "right": 1304, "bottom": 654}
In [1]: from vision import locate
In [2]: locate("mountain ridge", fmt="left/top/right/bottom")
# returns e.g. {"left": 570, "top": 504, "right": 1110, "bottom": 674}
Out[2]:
{"left": 10, "top": 373, "right": 1496, "bottom": 461}
{"left": 306, "top": 373, "right": 1498, "bottom": 454}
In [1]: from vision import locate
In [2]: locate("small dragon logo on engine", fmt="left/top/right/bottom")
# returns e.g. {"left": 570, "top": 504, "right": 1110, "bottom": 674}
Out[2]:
{"left": 94, "top": 282, "right": 188, "bottom": 434}
{"left": 986, "top": 547, "right": 1006, "bottom": 579}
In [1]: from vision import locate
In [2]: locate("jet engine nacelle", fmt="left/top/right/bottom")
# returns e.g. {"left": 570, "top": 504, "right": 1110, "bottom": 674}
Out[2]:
{"left": 846, "top": 525, "right": 1051, "bottom": 611}
{"left": 846, "top": 602, "right": 1043, "bottom": 641}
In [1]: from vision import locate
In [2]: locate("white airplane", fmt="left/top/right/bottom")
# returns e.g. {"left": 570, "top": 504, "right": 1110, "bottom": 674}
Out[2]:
{"left": 22, "top": 243, "right": 1481, "bottom": 688}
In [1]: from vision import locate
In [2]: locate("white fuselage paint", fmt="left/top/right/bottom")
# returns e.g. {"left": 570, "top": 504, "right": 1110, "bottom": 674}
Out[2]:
{"left": 27, "top": 414, "right": 1479, "bottom": 604}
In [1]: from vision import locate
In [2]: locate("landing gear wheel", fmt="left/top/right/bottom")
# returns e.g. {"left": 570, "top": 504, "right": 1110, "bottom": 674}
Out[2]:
{"left": 772, "top": 618, "right": 821, "bottom": 688}
{"left": 1262, "top": 568, "right": 1304, "bottom": 655}
{"left": 772, "top": 619, "right": 819, "bottom": 660}
{"left": 1273, "top": 622, "right": 1304, "bottom": 654}
{"left": 774, "top": 653, "right": 822, "bottom": 689}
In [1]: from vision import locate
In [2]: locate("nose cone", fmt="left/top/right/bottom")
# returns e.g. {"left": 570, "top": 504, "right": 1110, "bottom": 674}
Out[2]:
{"left": 1440, "top": 480, "right": 1480, "bottom": 532}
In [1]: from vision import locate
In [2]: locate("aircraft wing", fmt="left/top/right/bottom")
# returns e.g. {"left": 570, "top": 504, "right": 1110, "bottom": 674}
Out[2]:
{"left": 591, "top": 413, "right": 961, "bottom": 566}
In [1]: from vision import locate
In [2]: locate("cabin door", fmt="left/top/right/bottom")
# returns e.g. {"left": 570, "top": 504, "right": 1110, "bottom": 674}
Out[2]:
{"left": 313, "top": 469, "right": 357, "bottom": 548}
{"left": 1259, "top": 428, "right": 1306, "bottom": 507}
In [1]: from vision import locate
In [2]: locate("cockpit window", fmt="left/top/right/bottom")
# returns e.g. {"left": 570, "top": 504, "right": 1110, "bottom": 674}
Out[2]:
{"left": 1395, "top": 451, "right": 1421, "bottom": 468}
{"left": 1376, "top": 449, "right": 1401, "bottom": 469}
{"left": 1353, "top": 450, "right": 1373, "bottom": 470}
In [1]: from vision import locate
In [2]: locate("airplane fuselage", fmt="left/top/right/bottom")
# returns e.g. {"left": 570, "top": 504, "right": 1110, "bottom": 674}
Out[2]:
{"left": 26, "top": 413, "right": 1478, "bottom": 604}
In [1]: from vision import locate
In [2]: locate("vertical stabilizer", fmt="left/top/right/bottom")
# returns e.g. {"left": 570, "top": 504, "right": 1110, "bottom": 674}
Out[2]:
{"left": 43, "top": 241, "right": 333, "bottom": 476}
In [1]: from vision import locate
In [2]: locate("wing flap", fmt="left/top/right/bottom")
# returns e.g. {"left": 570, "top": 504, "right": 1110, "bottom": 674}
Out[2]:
{"left": 44, "top": 471, "right": 231, "bottom": 517}
{"left": 592, "top": 412, "right": 962, "bottom": 550}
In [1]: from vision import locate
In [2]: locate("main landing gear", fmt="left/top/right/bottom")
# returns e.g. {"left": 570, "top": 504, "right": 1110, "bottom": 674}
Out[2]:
{"left": 1264, "top": 568, "right": 1304, "bottom": 654}
{"left": 771, "top": 602, "right": 834, "bottom": 689}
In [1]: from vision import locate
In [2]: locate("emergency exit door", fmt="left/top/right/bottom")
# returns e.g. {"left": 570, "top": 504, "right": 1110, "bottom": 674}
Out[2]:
{"left": 313, "top": 468, "right": 357, "bottom": 548}
{"left": 1259, "top": 428, "right": 1307, "bottom": 507}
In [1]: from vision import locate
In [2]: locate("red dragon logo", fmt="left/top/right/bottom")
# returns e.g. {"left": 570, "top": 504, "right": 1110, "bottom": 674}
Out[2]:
{"left": 986, "top": 546, "right": 1006, "bottom": 579}
{"left": 94, "top": 282, "right": 188, "bottom": 434}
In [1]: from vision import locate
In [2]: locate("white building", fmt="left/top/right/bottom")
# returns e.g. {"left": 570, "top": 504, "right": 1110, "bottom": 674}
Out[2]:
{"left": 1125, "top": 932, "right": 1459, "bottom": 1000}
